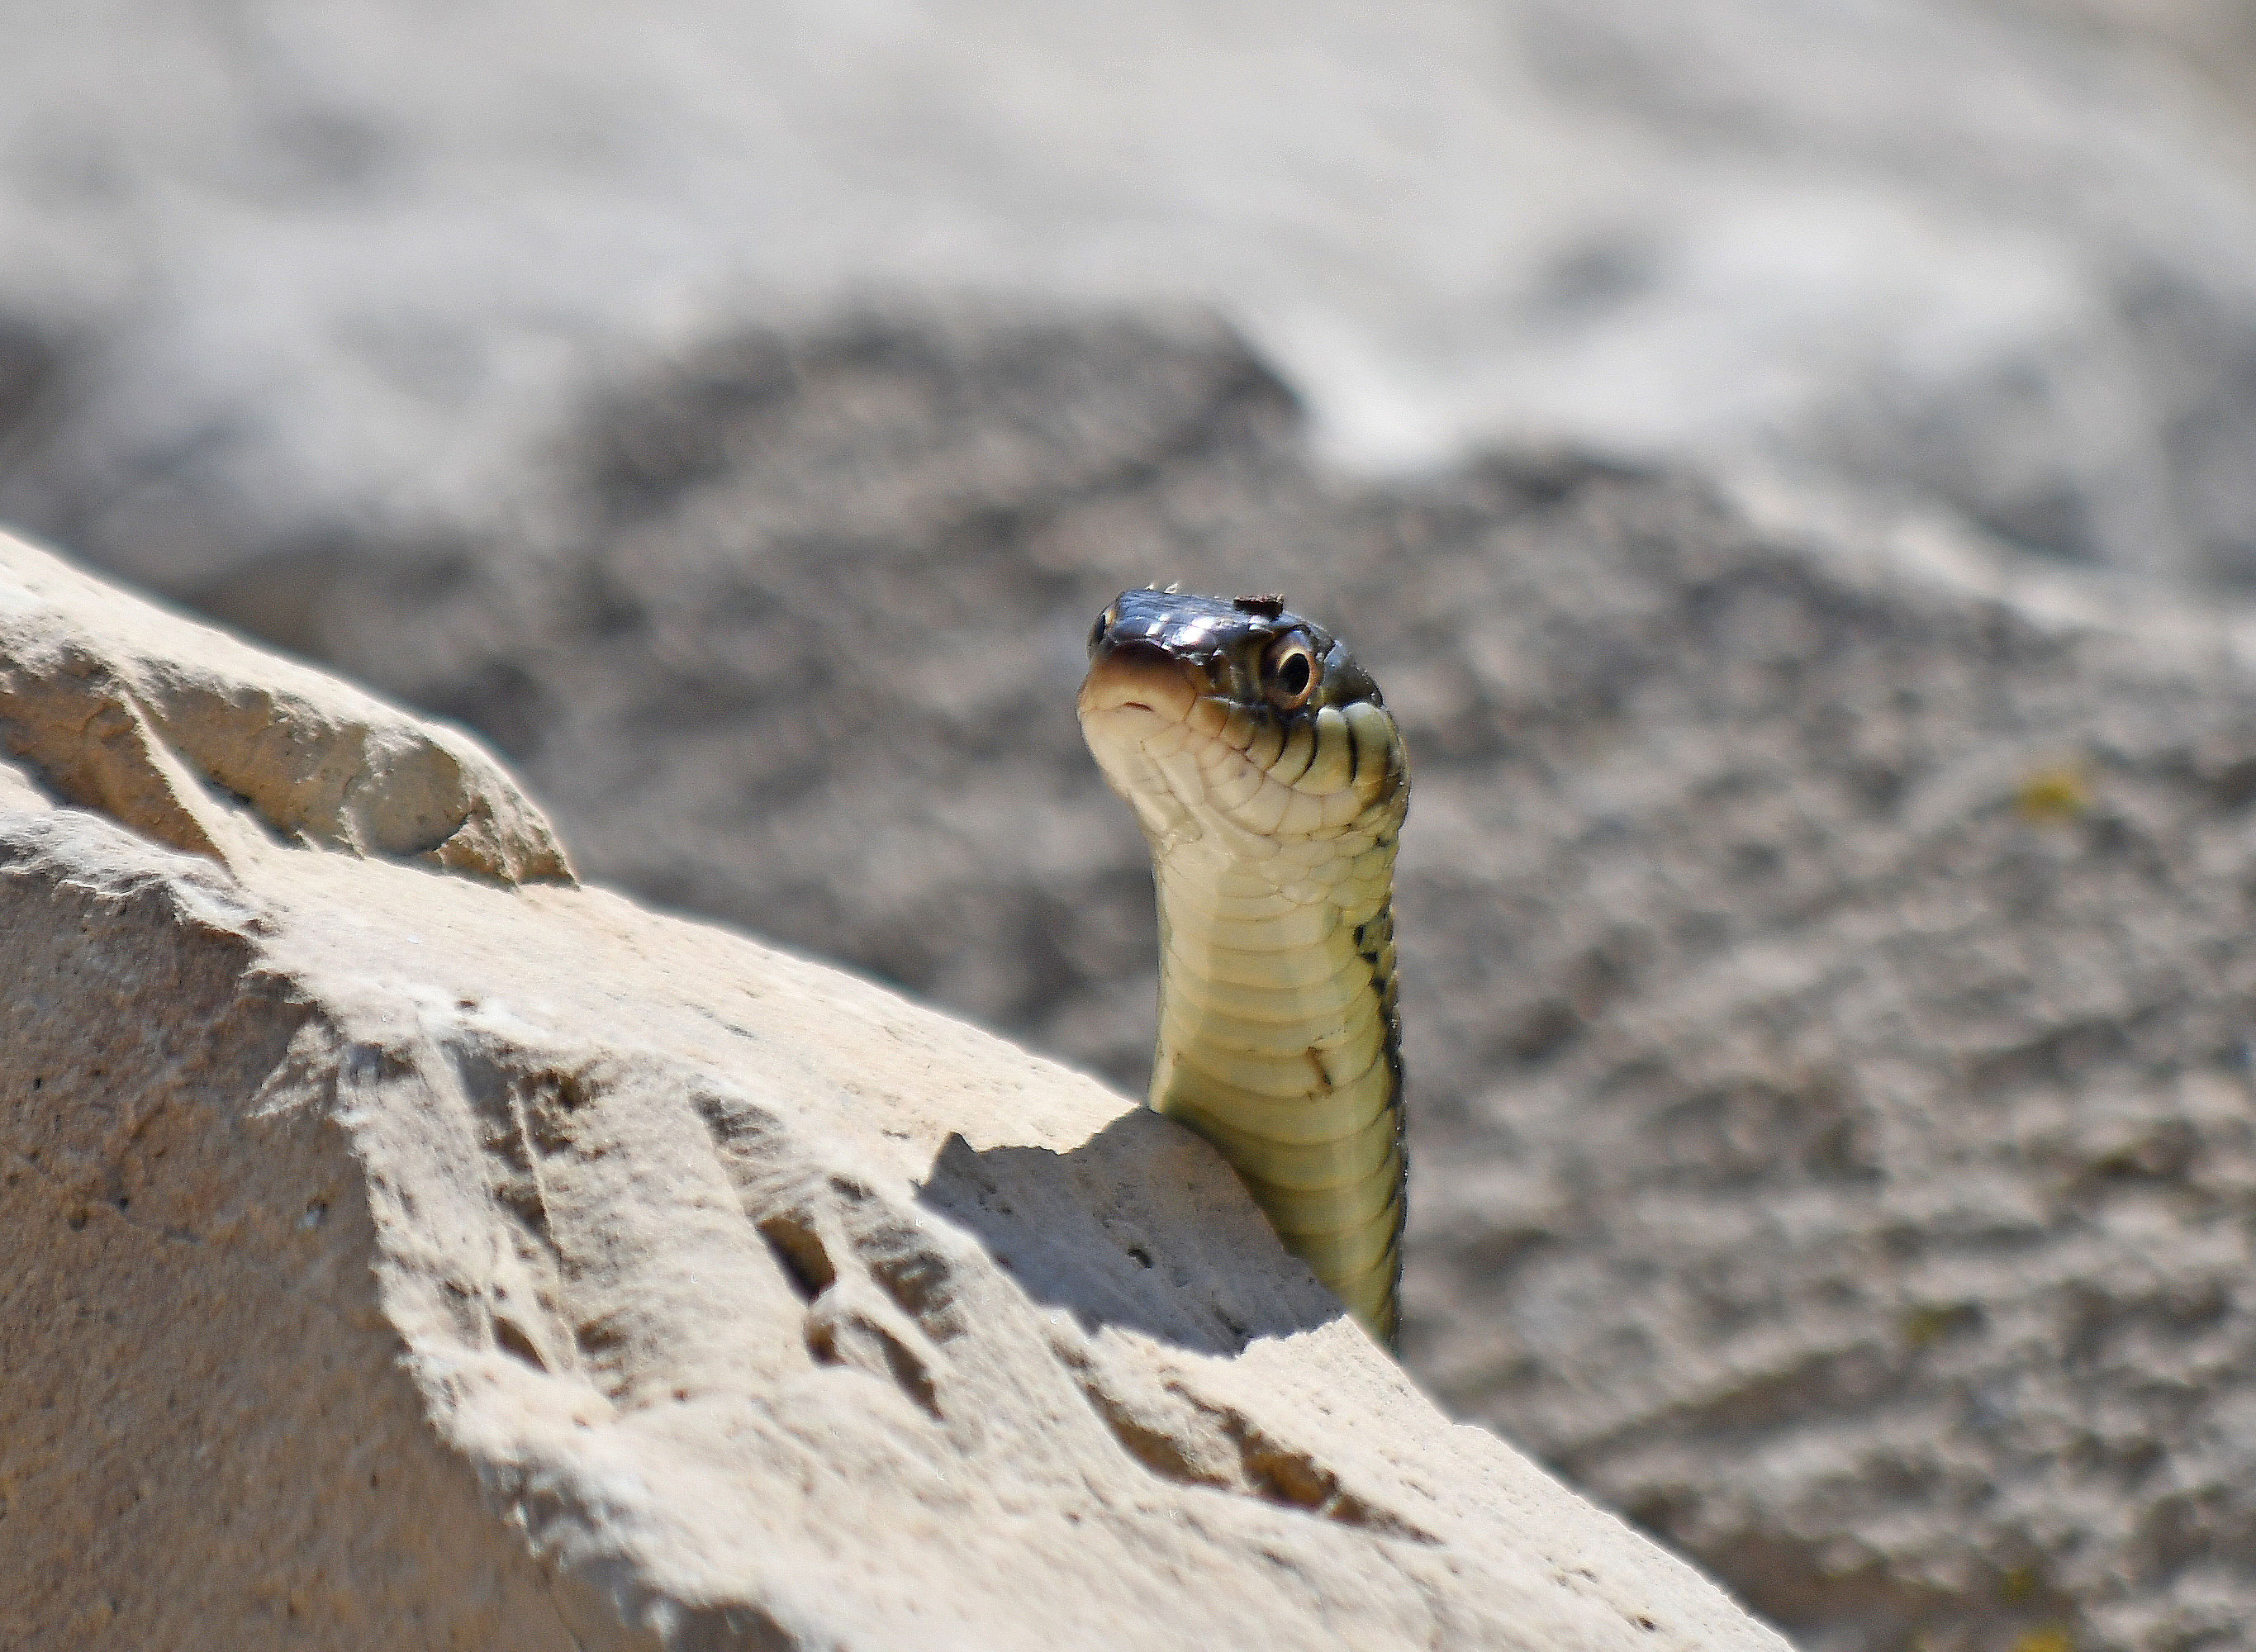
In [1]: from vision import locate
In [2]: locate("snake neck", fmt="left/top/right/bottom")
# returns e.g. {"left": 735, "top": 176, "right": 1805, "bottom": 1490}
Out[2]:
{"left": 1077, "top": 588, "right": 1411, "bottom": 1348}
{"left": 1144, "top": 844, "right": 1404, "bottom": 1345}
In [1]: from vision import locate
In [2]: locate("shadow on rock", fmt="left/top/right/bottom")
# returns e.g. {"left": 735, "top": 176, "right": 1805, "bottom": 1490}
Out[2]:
{"left": 919, "top": 1108, "right": 1344, "bottom": 1358}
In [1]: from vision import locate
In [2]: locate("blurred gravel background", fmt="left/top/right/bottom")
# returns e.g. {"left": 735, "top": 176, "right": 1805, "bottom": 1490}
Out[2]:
{"left": 9, "top": 0, "right": 2256, "bottom": 604}
{"left": 8, "top": 7, "right": 2256, "bottom": 1650}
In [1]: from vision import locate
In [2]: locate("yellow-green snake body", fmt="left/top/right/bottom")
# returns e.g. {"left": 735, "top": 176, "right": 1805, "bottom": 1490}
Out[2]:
{"left": 1078, "top": 589, "right": 1408, "bottom": 1345}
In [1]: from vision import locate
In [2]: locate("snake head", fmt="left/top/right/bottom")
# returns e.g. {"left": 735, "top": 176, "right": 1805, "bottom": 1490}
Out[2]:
{"left": 1078, "top": 589, "right": 1406, "bottom": 857}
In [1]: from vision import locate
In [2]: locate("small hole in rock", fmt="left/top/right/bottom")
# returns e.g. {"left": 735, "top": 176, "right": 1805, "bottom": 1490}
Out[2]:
{"left": 758, "top": 1213, "right": 838, "bottom": 1301}
{"left": 493, "top": 1317, "right": 547, "bottom": 1370}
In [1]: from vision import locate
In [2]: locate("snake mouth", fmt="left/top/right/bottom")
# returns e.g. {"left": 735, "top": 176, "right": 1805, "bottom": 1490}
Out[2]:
{"left": 1077, "top": 637, "right": 1204, "bottom": 724}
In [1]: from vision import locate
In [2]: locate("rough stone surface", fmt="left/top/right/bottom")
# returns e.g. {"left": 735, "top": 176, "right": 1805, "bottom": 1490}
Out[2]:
{"left": 0, "top": 529, "right": 1785, "bottom": 1650}
{"left": 0, "top": 533, "right": 571, "bottom": 885}
{"left": 6, "top": 1, "right": 2256, "bottom": 594}
{"left": 285, "top": 314, "right": 2256, "bottom": 1652}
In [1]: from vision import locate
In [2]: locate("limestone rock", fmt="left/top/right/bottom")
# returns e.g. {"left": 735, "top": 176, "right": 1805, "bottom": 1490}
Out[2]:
{"left": 0, "top": 532, "right": 1785, "bottom": 1649}
{"left": 0, "top": 533, "right": 570, "bottom": 885}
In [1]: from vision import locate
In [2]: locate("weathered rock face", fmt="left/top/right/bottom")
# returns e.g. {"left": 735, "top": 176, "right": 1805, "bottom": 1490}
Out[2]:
{"left": 269, "top": 313, "right": 2256, "bottom": 1652}
{"left": 0, "top": 531, "right": 569, "bottom": 884}
{"left": 0, "top": 527, "right": 1786, "bottom": 1649}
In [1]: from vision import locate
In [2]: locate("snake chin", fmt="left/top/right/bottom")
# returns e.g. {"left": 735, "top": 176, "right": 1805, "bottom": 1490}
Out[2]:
{"left": 1084, "top": 696, "right": 1402, "bottom": 863}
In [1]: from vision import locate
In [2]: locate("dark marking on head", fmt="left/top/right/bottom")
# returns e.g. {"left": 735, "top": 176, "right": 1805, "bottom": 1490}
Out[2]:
{"left": 1085, "top": 588, "right": 1395, "bottom": 739}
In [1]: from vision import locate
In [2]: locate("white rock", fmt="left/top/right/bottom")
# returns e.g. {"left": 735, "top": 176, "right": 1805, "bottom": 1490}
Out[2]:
{"left": 0, "top": 529, "right": 1788, "bottom": 1650}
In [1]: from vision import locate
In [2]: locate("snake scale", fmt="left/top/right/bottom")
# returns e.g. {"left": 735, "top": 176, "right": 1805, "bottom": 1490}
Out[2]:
{"left": 1079, "top": 588, "right": 1409, "bottom": 1345}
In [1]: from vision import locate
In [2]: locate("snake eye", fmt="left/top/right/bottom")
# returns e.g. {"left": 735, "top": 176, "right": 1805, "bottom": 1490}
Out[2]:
{"left": 1088, "top": 609, "right": 1111, "bottom": 654}
{"left": 1262, "top": 634, "right": 1319, "bottom": 711}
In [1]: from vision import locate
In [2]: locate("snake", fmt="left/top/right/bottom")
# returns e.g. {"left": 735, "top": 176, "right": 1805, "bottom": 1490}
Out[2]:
{"left": 1078, "top": 587, "right": 1409, "bottom": 1346}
